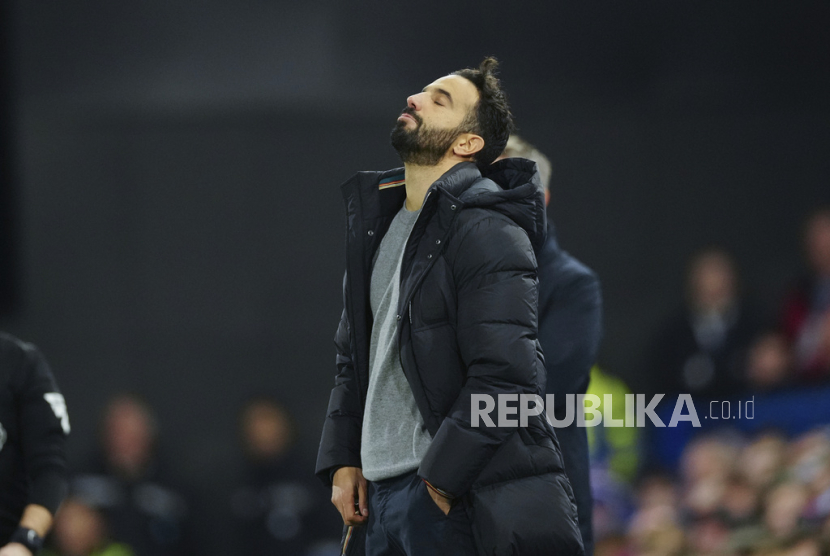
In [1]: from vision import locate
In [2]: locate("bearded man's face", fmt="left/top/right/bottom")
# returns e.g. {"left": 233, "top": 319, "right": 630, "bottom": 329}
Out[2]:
{"left": 390, "top": 74, "right": 480, "bottom": 166}
{"left": 390, "top": 107, "right": 470, "bottom": 166}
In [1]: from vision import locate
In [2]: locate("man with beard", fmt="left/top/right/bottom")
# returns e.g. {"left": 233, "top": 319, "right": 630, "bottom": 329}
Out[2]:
{"left": 316, "top": 59, "right": 584, "bottom": 555}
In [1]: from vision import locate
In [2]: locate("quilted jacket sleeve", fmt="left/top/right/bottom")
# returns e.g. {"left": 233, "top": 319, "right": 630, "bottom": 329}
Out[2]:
{"left": 16, "top": 342, "right": 70, "bottom": 514}
{"left": 315, "top": 304, "right": 364, "bottom": 487}
{"left": 418, "top": 212, "right": 543, "bottom": 497}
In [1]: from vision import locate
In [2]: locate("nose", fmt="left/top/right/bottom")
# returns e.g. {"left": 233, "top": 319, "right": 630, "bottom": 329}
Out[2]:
{"left": 406, "top": 93, "right": 423, "bottom": 111}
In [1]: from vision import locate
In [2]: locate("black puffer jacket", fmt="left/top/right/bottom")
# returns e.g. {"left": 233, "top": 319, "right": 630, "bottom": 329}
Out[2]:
{"left": 316, "top": 159, "right": 584, "bottom": 555}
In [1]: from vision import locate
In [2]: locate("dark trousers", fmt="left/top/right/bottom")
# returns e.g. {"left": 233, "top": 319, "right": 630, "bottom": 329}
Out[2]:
{"left": 556, "top": 422, "right": 594, "bottom": 556}
{"left": 365, "top": 471, "right": 476, "bottom": 556}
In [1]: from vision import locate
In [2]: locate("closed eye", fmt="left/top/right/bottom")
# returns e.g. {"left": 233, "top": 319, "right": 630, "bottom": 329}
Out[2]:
{"left": 423, "top": 85, "right": 453, "bottom": 108}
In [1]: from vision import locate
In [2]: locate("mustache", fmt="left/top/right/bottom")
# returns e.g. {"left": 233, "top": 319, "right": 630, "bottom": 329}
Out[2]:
{"left": 400, "top": 107, "right": 422, "bottom": 126}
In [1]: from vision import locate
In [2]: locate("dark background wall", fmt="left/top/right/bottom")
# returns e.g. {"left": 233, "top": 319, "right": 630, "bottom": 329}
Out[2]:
{"left": 1, "top": 2, "right": 16, "bottom": 315}
{"left": 2, "top": 0, "right": 829, "bottom": 524}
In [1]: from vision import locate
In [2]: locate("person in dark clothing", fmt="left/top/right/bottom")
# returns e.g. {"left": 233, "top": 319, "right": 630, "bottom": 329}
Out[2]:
{"left": 499, "top": 135, "right": 603, "bottom": 556}
{"left": 72, "top": 395, "right": 191, "bottom": 556}
{"left": 0, "top": 332, "right": 70, "bottom": 556}
{"left": 230, "top": 397, "right": 339, "bottom": 555}
{"left": 780, "top": 207, "right": 830, "bottom": 382}
{"left": 316, "top": 58, "right": 584, "bottom": 555}
{"left": 648, "top": 248, "right": 759, "bottom": 398}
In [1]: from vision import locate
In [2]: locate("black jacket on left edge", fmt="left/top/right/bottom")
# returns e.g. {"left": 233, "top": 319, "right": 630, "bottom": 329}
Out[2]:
{"left": 0, "top": 333, "right": 69, "bottom": 543}
{"left": 316, "top": 159, "right": 584, "bottom": 555}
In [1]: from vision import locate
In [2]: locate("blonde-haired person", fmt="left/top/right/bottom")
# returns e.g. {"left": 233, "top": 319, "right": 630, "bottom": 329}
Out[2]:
{"left": 501, "top": 135, "right": 552, "bottom": 199}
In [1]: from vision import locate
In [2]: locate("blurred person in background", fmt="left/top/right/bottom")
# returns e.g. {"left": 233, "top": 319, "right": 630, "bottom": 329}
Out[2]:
{"left": 583, "top": 367, "right": 639, "bottom": 549}
{"left": 676, "top": 433, "right": 741, "bottom": 555}
{"left": 686, "top": 514, "right": 731, "bottom": 555}
{"left": 591, "top": 534, "right": 627, "bottom": 556}
{"left": 788, "top": 431, "right": 830, "bottom": 528}
{"left": 590, "top": 469, "right": 635, "bottom": 547}
{"left": 0, "top": 333, "right": 70, "bottom": 556}
{"left": 635, "top": 473, "right": 679, "bottom": 517}
{"left": 585, "top": 366, "right": 640, "bottom": 486}
{"left": 781, "top": 207, "right": 830, "bottom": 382}
{"left": 648, "top": 247, "right": 760, "bottom": 398}
{"left": 680, "top": 434, "right": 740, "bottom": 488}
{"left": 745, "top": 331, "right": 794, "bottom": 392}
{"left": 738, "top": 433, "right": 788, "bottom": 493}
{"left": 498, "top": 134, "right": 603, "bottom": 555}
{"left": 42, "top": 498, "right": 132, "bottom": 556}
{"left": 763, "top": 481, "right": 810, "bottom": 541}
{"left": 626, "top": 502, "right": 685, "bottom": 556}
{"left": 229, "top": 397, "right": 339, "bottom": 555}
{"left": 780, "top": 536, "right": 824, "bottom": 556}
{"left": 621, "top": 472, "right": 679, "bottom": 552}
{"left": 721, "top": 473, "right": 762, "bottom": 528}
{"left": 72, "top": 394, "right": 192, "bottom": 556}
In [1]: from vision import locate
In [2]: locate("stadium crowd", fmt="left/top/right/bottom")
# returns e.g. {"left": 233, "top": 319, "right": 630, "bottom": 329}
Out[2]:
{"left": 589, "top": 207, "right": 830, "bottom": 556}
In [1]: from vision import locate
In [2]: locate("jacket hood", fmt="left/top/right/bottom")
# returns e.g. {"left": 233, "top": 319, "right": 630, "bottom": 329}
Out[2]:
{"left": 342, "top": 159, "right": 547, "bottom": 252}
{"left": 457, "top": 158, "right": 547, "bottom": 252}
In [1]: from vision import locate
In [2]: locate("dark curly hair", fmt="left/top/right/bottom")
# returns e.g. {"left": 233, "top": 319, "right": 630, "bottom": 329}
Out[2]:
{"left": 453, "top": 57, "right": 515, "bottom": 169}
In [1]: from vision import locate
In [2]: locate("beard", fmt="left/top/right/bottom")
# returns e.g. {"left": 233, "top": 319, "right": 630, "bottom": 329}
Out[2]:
{"left": 390, "top": 109, "right": 465, "bottom": 166}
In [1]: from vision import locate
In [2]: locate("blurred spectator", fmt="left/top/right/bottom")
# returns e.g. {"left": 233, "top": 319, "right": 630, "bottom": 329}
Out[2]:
{"left": 592, "top": 534, "right": 627, "bottom": 556}
{"left": 764, "top": 481, "right": 809, "bottom": 539}
{"left": 789, "top": 431, "right": 830, "bottom": 527}
{"left": 687, "top": 515, "right": 731, "bottom": 555}
{"left": 635, "top": 473, "right": 679, "bottom": 515}
{"left": 611, "top": 473, "right": 678, "bottom": 554}
{"left": 627, "top": 505, "right": 685, "bottom": 556}
{"left": 746, "top": 332, "right": 794, "bottom": 392}
{"left": 722, "top": 474, "right": 762, "bottom": 527}
{"left": 738, "top": 433, "right": 787, "bottom": 492}
{"left": 781, "top": 207, "right": 830, "bottom": 382}
{"left": 42, "top": 498, "right": 133, "bottom": 556}
{"left": 229, "top": 397, "right": 339, "bottom": 556}
{"left": 679, "top": 435, "right": 742, "bottom": 526}
{"left": 585, "top": 366, "right": 640, "bottom": 484}
{"left": 591, "top": 466, "right": 636, "bottom": 543}
{"left": 681, "top": 434, "right": 740, "bottom": 486}
{"left": 648, "top": 247, "right": 760, "bottom": 397}
{"left": 72, "top": 394, "right": 193, "bottom": 556}
{"left": 592, "top": 425, "right": 830, "bottom": 554}
{"left": 783, "top": 536, "right": 824, "bottom": 556}
{"left": 584, "top": 367, "right": 639, "bottom": 548}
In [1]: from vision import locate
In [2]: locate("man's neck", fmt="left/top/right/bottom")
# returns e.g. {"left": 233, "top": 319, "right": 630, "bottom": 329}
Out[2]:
{"left": 403, "top": 159, "right": 462, "bottom": 212}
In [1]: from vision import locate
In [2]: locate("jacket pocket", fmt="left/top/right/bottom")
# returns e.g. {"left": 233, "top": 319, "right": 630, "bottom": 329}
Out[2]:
{"left": 416, "top": 297, "right": 449, "bottom": 328}
{"left": 467, "top": 473, "right": 585, "bottom": 556}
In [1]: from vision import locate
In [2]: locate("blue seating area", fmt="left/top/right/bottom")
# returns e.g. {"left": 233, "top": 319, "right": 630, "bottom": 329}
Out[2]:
{"left": 650, "top": 385, "right": 830, "bottom": 468}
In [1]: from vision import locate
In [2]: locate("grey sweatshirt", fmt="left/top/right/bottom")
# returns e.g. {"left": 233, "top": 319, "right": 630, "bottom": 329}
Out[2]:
{"left": 360, "top": 202, "right": 433, "bottom": 482}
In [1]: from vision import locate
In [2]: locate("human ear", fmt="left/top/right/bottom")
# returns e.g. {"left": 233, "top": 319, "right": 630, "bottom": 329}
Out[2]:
{"left": 453, "top": 133, "right": 484, "bottom": 158}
